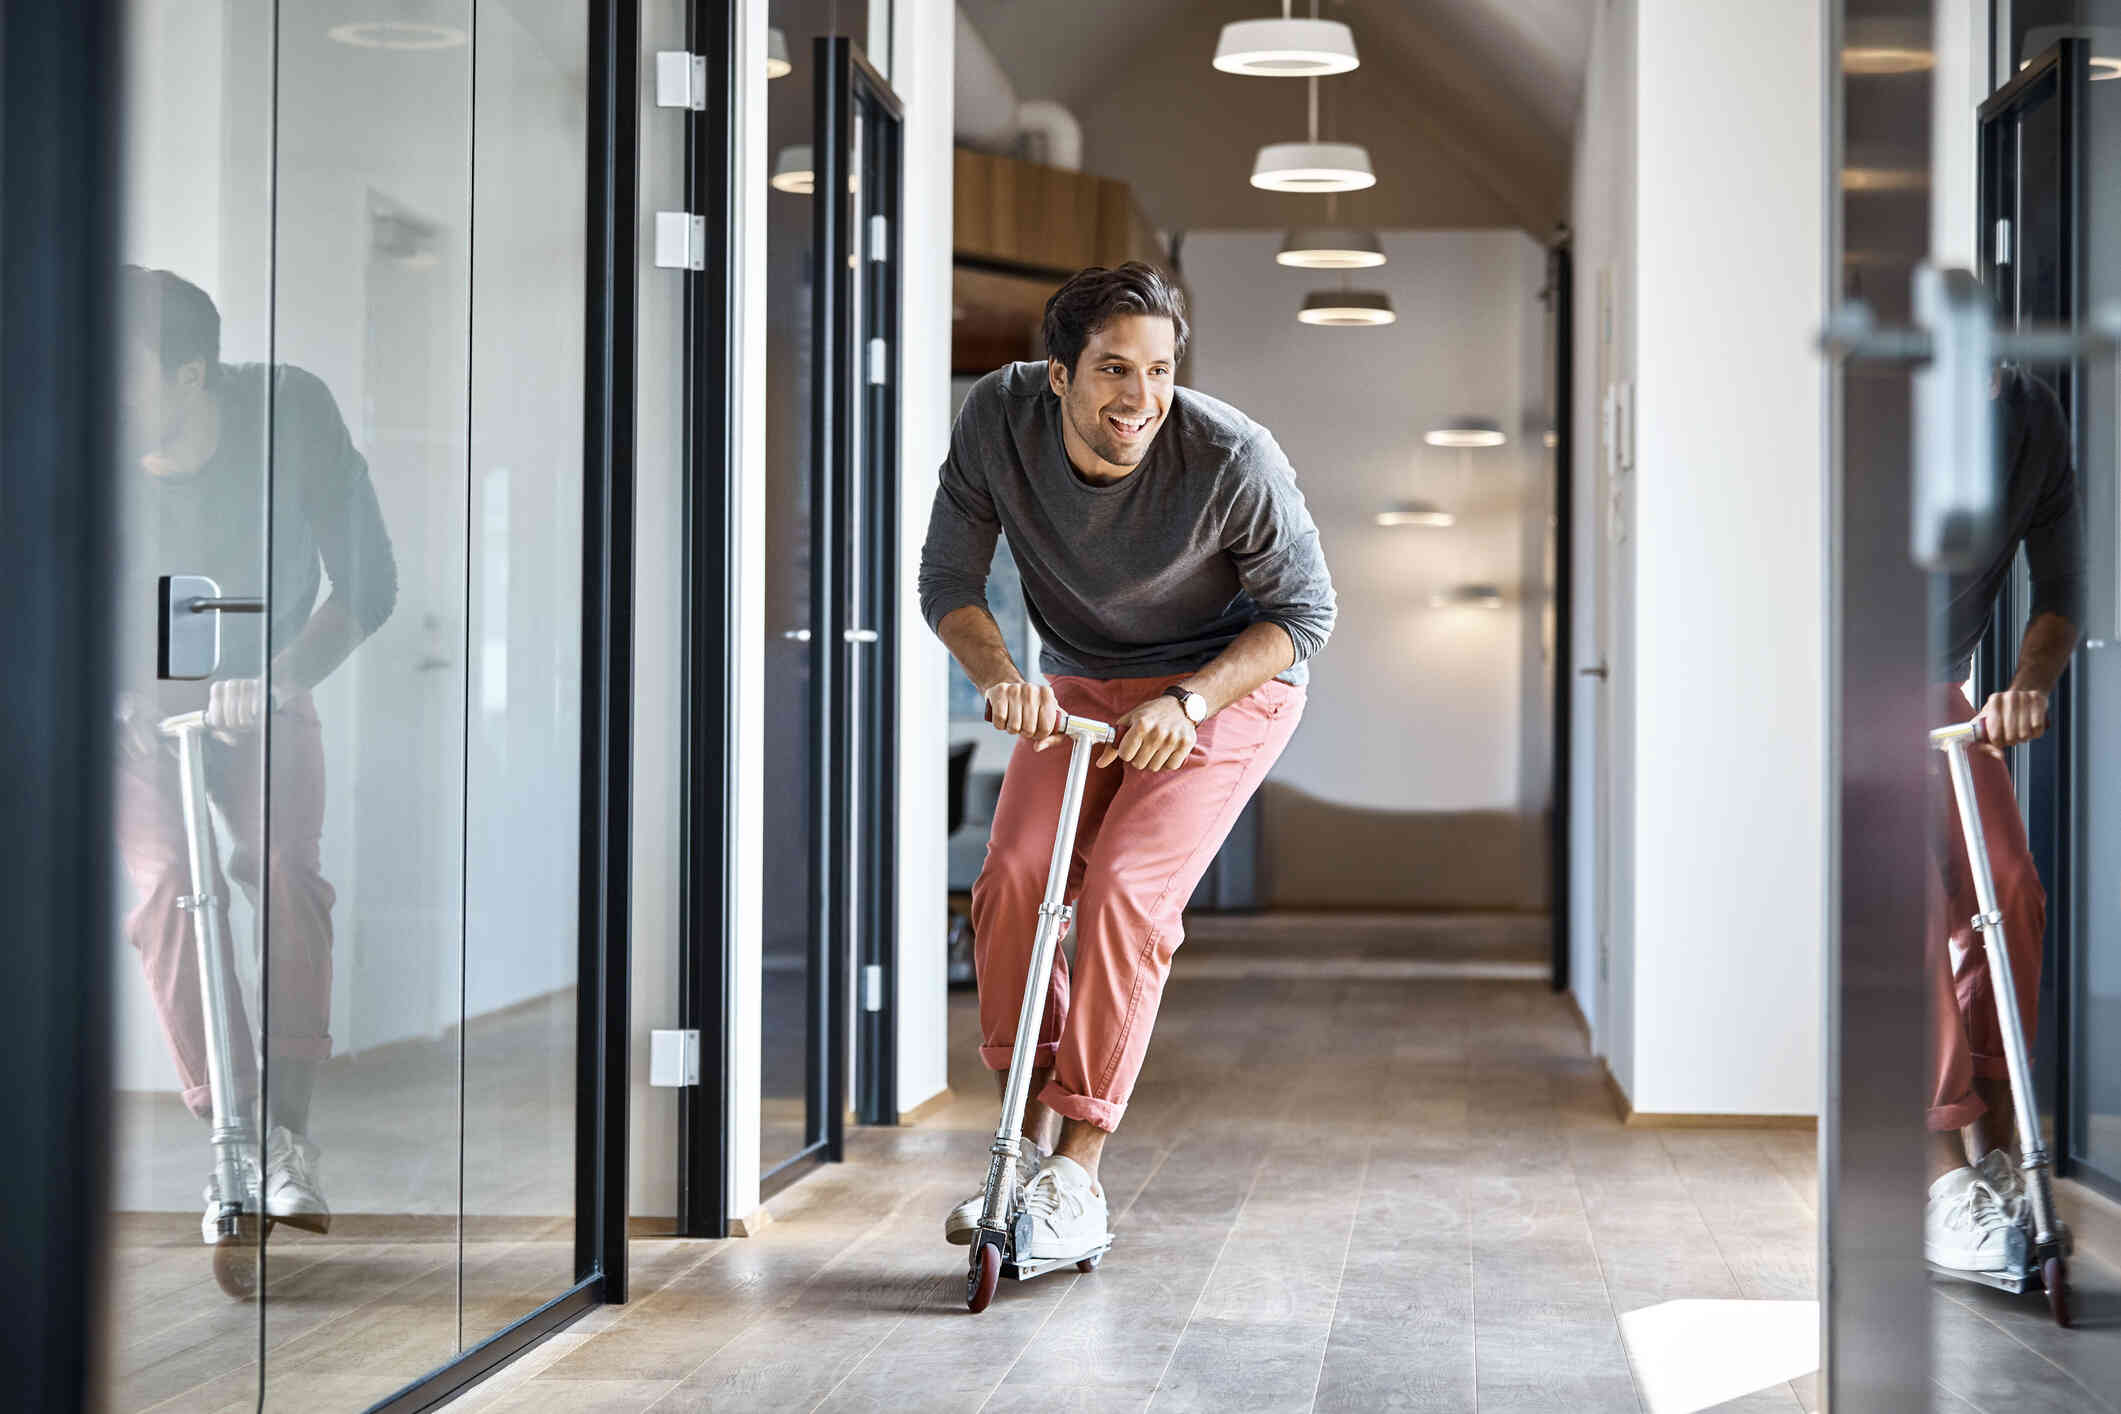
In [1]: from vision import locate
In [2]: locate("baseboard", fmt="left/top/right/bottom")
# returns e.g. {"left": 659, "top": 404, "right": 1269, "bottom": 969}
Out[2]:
{"left": 2058, "top": 1177, "right": 2121, "bottom": 1271}
{"left": 1600, "top": 1059, "right": 1816, "bottom": 1130}
{"left": 728, "top": 1206, "right": 774, "bottom": 1238}
{"left": 899, "top": 1087, "right": 953, "bottom": 1126}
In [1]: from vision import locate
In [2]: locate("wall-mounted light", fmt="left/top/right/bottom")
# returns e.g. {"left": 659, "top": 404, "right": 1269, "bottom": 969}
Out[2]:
{"left": 1298, "top": 289, "right": 1394, "bottom": 326}
{"left": 771, "top": 145, "right": 814, "bottom": 194}
{"left": 1425, "top": 417, "right": 1506, "bottom": 448}
{"left": 1278, "top": 227, "right": 1384, "bottom": 269}
{"left": 767, "top": 26, "right": 792, "bottom": 79}
{"left": 1430, "top": 584, "right": 1505, "bottom": 610}
{"left": 1376, "top": 501, "right": 1454, "bottom": 528}
{"left": 1214, "top": 14, "right": 1359, "bottom": 76}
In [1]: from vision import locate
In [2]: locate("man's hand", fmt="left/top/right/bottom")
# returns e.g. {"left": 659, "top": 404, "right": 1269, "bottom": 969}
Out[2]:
{"left": 985, "top": 681, "right": 1065, "bottom": 751}
{"left": 1098, "top": 695, "right": 1196, "bottom": 772}
{"left": 205, "top": 677, "right": 269, "bottom": 741}
{"left": 1977, "top": 687, "right": 2050, "bottom": 755}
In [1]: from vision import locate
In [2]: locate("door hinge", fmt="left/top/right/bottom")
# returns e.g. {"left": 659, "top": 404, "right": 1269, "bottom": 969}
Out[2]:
{"left": 863, "top": 965, "right": 884, "bottom": 1012}
{"left": 650, "top": 1029, "right": 701, "bottom": 1086}
{"left": 867, "top": 337, "right": 888, "bottom": 387}
{"left": 655, "top": 51, "right": 707, "bottom": 110}
{"left": 1994, "top": 217, "right": 2012, "bottom": 268}
{"left": 867, "top": 213, "right": 888, "bottom": 261}
{"left": 654, "top": 211, "right": 706, "bottom": 271}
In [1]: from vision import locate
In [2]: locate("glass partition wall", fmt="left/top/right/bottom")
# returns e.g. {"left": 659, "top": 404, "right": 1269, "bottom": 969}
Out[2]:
{"left": 104, "top": 2, "right": 619, "bottom": 1407}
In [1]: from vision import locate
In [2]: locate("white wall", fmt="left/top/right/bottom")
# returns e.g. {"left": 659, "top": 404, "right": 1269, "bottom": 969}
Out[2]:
{"left": 892, "top": 0, "right": 956, "bottom": 1118}
{"left": 1183, "top": 230, "right": 1553, "bottom": 816}
{"left": 1613, "top": 0, "right": 1826, "bottom": 1116}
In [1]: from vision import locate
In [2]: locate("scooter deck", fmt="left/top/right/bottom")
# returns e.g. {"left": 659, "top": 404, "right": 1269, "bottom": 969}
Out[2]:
{"left": 1005, "top": 1239, "right": 1112, "bottom": 1282}
{"left": 1929, "top": 1261, "right": 2031, "bottom": 1295}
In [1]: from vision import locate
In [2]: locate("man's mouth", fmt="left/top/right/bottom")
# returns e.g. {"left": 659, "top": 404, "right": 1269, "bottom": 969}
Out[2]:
{"left": 1107, "top": 411, "right": 1153, "bottom": 438}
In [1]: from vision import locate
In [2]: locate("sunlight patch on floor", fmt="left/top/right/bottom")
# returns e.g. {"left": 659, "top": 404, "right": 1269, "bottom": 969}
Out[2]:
{"left": 1619, "top": 1299, "right": 1819, "bottom": 1413}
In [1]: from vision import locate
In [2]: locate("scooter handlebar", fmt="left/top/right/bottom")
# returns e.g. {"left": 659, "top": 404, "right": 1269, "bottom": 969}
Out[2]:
{"left": 983, "top": 701, "right": 1116, "bottom": 745}
{"left": 1929, "top": 718, "right": 1991, "bottom": 748}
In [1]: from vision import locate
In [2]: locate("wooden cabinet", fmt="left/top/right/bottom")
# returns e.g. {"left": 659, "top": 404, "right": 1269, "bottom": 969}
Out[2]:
{"left": 953, "top": 148, "right": 1160, "bottom": 274}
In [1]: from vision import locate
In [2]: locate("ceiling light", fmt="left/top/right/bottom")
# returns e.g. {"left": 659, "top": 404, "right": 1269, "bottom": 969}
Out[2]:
{"left": 1252, "top": 141, "right": 1375, "bottom": 193}
{"left": 1425, "top": 417, "right": 1505, "bottom": 448}
{"left": 767, "top": 26, "right": 792, "bottom": 79}
{"left": 1376, "top": 502, "right": 1454, "bottom": 528}
{"left": 1298, "top": 290, "right": 1394, "bottom": 326}
{"left": 327, "top": 21, "right": 468, "bottom": 49}
{"left": 771, "top": 145, "right": 814, "bottom": 194}
{"left": 1430, "top": 585, "right": 1505, "bottom": 610}
{"left": 2023, "top": 26, "right": 2121, "bottom": 79}
{"left": 1214, "top": 16, "right": 1359, "bottom": 77}
{"left": 1841, "top": 166, "right": 1927, "bottom": 193}
{"left": 1277, "top": 227, "right": 1385, "bottom": 269}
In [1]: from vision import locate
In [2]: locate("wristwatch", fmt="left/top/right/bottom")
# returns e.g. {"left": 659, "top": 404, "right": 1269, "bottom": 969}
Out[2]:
{"left": 1162, "top": 684, "right": 1208, "bottom": 724}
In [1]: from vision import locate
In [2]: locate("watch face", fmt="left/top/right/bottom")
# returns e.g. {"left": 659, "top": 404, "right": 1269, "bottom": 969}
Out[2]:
{"left": 1184, "top": 693, "right": 1206, "bottom": 723}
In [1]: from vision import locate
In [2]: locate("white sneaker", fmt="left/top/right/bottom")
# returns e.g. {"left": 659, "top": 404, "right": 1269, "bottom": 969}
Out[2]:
{"left": 1926, "top": 1165, "right": 2027, "bottom": 1274}
{"left": 1975, "top": 1148, "right": 2030, "bottom": 1232}
{"left": 1019, "top": 1155, "right": 1110, "bottom": 1262}
{"left": 944, "top": 1139, "right": 1045, "bottom": 1245}
{"left": 264, "top": 1126, "right": 332, "bottom": 1234}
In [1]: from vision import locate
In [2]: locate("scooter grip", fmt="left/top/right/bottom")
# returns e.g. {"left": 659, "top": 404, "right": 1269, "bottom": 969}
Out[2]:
{"left": 1973, "top": 718, "right": 1990, "bottom": 745}
{"left": 983, "top": 701, "right": 1071, "bottom": 735}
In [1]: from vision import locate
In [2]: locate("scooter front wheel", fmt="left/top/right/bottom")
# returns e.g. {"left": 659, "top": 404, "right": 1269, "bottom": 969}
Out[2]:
{"left": 2044, "top": 1256, "right": 2071, "bottom": 1328}
{"left": 966, "top": 1242, "right": 1001, "bottom": 1313}
{"left": 211, "top": 1216, "right": 261, "bottom": 1301}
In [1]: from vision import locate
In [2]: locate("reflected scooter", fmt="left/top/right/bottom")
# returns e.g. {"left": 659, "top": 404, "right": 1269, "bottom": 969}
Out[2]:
{"left": 1930, "top": 717, "right": 2073, "bottom": 1328}
{"left": 963, "top": 706, "right": 1118, "bottom": 1314}
{"left": 160, "top": 709, "right": 264, "bottom": 1301}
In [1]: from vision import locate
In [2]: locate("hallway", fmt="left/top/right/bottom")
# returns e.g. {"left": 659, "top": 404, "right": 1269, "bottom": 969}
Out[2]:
{"left": 450, "top": 962, "right": 1825, "bottom": 1412}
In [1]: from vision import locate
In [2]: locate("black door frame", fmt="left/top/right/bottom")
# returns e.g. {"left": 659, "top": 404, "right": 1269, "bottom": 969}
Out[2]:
{"left": 1548, "top": 238, "right": 1575, "bottom": 997}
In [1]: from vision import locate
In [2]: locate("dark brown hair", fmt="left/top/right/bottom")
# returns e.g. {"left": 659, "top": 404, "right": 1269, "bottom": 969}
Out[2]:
{"left": 1041, "top": 261, "right": 1189, "bottom": 379}
{"left": 122, "top": 265, "right": 222, "bottom": 383}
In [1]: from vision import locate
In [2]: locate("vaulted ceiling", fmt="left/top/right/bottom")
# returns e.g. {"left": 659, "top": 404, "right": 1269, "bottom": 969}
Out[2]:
{"left": 957, "top": 0, "right": 1595, "bottom": 236}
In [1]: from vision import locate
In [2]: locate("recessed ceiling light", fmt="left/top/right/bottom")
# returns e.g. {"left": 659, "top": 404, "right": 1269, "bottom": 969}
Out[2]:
{"left": 1298, "top": 290, "right": 1394, "bottom": 326}
{"left": 1430, "top": 584, "right": 1505, "bottom": 610}
{"left": 1213, "top": 17, "right": 1359, "bottom": 77}
{"left": 1252, "top": 141, "right": 1375, "bottom": 194}
{"left": 771, "top": 145, "right": 814, "bottom": 195}
{"left": 1277, "top": 227, "right": 1385, "bottom": 269}
{"left": 327, "top": 21, "right": 467, "bottom": 50}
{"left": 767, "top": 27, "right": 792, "bottom": 79}
{"left": 1425, "top": 417, "right": 1506, "bottom": 448}
{"left": 1376, "top": 502, "right": 1454, "bottom": 528}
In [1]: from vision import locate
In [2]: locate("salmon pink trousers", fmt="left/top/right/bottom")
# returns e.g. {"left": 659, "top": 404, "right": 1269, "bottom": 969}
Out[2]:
{"left": 970, "top": 673, "right": 1305, "bottom": 1131}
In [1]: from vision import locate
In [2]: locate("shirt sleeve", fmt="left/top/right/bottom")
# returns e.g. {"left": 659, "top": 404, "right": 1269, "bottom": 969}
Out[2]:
{"left": 281, "top": 366, "right": 399, "bottom": 638}
{"left": 2020, "top": 381, "right": 2085, "bottom": 629}
{"left": 916, "top": 394, "right": 1002, "bottom": 635}
{"left": 1225, "top": 430, "right": 1337, "bottom": 664}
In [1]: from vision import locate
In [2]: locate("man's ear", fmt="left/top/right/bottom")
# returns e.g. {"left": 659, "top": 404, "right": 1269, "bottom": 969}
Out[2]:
{"left": 174, "top": 358, "right": 209, "bottom": 393}
{"left": 1047, "top": 358, "right": 1069, "bottom": 398}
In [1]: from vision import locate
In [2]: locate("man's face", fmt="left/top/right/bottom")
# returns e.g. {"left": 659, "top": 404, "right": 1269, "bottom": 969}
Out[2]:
{"left": 1049, "top": 314, "right": 1177, "bottom": 470}
{"left": 117, "top": 339, "right": 206, "bottom": 473}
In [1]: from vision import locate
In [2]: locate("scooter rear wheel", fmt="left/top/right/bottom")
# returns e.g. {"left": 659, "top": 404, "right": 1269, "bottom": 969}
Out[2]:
{"left": 211, "top": 1216, "right": 261, "bottom": 1301}
{"left": 966, "top": 1242, "right": 1001, "bottom": 1313}
{"left": 1076, "top": 1254, "right": 1100, "bottom": 1274}
{"left": 2043, "top": 1255, "right": 2070, "bottom": 1328}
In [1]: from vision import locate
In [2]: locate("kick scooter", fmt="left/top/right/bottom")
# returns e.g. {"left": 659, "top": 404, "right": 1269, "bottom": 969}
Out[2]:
{"left": 964, "top": 706, "right": 1117, "bottom": 1314}
{"left": 160, "top": 709, "right": 264, "bottom": 1301}
{"left": 1930, "top": 717, "right": 2072, "bottom": 1327}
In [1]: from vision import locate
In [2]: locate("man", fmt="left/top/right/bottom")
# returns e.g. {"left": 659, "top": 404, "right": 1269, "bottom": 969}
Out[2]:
{"left": 1922, "top": 361, "right": 2081, "bottom": 1276}
{"left": 918, "top": 262, "right": 1335, "bottom": 1260}
{"left": 116, "top": 267, "right": 398, "bottom": 1243}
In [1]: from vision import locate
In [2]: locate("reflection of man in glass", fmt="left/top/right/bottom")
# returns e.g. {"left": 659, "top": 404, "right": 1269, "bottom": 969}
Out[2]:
{"left": 115, "top": 267, "right": 398, "bottom": 1238}
{"left": 1923, "top": 362, "right": 2081, "bottom": 1277}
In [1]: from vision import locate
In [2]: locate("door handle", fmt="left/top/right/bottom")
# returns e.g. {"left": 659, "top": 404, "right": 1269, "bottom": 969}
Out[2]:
{"left": 159, "top": 574, "right": 265, "bottom": 681}
{"left": 781, "top": 628, "right": 812, "bottom": 642}
{"left": 844, "top": 628, "right": 879, "bottom": 644}
{"left": 1820, "top": 264, "right": 2121, "bottom": 572}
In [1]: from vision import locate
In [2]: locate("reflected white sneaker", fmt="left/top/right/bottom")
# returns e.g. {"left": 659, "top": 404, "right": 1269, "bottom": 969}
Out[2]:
{"left": 200, "top": 1153, "right": 261, "bottom": 1246}
{"left": 1926, "top": 1165, "right": 2026, "bottom": 1274}
{"left": 1976, "top": 1148, "right": 2031, "bottom": 1232}
{"left": 265, "top": 1126, "right": 332, "bottom": 1234}
{"left": 1019, "top": 1155, "right": 1109, "bottom": 1262}
{"left": 944, "top": 1139, "right": 1044, "bottom": 1245}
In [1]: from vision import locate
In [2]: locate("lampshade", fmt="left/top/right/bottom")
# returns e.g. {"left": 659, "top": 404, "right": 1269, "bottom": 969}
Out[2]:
{"left": 1425, "top": 417, "right": 1505, "bottom": 448}
{"left": 1251, "top": 141, "right": 1375, "bottom": 193}
{"left": 770, "top": 145, "right": 814, "bottom": 194}
{"left": 1841, "top": 16, "right": 1931, "bottom": 74}
{"left": 1277, "top": 227, "right": 1385, "bottom": 269}
{"left": 1298, "top": 290, "right": 1394, "bottom": 326}
{"left": 1213, "top": 17, "right": 1359, "bottom": 76}
{"left": 1430, "top": 584, "right": 1505, "bottom": 609}
{"left": 1376, "top": 501, "right": 1454, "bottom": 528}
{"left": 767, "top": 26, "right": 792, "bottom": 78}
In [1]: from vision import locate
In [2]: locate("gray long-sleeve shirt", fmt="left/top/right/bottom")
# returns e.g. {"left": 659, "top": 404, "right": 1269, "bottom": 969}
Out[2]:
{"left": 919, "top": 361, "right": 1336, "bottom": 685}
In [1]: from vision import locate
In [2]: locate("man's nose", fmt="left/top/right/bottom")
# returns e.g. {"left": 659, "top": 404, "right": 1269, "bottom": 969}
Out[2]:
{"left": 1125, "top": 370, "right": 1153, "bottom": 407}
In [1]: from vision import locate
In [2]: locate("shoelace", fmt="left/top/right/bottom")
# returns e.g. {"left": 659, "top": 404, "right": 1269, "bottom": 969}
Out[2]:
{"left": 1022, "top": 1168, "right": 1080, "bottom": 1224}
{"left": 1947, "top": 1177, "right": 2018, "bottom": 1235}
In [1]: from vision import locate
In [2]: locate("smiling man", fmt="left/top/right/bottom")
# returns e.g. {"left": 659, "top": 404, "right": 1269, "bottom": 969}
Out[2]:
{"left": 919, "top": 262, "right": 1336, "bottom": 1263}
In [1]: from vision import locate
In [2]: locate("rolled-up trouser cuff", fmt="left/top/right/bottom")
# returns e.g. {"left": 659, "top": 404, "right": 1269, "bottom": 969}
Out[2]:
{"left": 182, "top": 1082, "right": 216, "bottom": 1121}
{"left": 981, "top": 1041, "right": 1058, "bottom": 1071}
{"left": 1039, "top": 1076, "right": 1124, "bottom": 1132}
{"left": 1929, "top": 1095, "right": 1986, "bottom": 1132}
